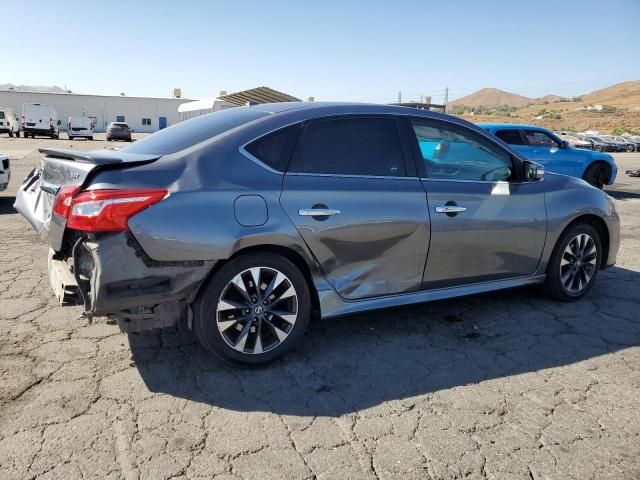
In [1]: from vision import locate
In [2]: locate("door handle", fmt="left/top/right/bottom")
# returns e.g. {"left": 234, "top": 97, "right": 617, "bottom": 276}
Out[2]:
{"left": 298, "top": 208, "right": 341, "bottom": 217}
{"left": 435, "top": 205, "right": 466, "bottom": 214}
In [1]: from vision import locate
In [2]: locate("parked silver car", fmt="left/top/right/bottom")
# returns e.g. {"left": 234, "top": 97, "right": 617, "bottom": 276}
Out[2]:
{"left": 15, "top": 103, "right": 620, "bottom": 365}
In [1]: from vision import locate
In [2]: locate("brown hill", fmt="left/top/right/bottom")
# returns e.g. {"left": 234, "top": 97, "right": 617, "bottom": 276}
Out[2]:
{"left": 449, "top": 88, "right": 533, "bottom": 108}
{"left": 582, "top": 80, "right": 640, "bottom": 109}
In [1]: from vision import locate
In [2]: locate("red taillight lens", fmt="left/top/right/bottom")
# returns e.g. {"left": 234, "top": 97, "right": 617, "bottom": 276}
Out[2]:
{"left": 67, "top": 189, "right": 168, "bottom": 232}
{"left": 52, "top": 186, "right": 80, "bottom": 218}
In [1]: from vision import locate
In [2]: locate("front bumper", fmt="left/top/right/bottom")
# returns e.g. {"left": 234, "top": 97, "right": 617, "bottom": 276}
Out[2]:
{"left": 49, "top": 232, "right": 214, "bottom": 332}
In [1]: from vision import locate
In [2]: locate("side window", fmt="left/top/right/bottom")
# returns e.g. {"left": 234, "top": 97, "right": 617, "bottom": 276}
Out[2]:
{"left": 289, "top": 117, "right": 406, "bottom": 177}
{"left": 524, "top": 130, "right": 560, "bottom": 148}
{"left": 245, "top": 125, "right": 299, "bottom": 172}
{"left": 411, "top": 119, "right": 513, "bottom": 182}
{"left": 495, "top": 129, "right": 525, "bottom": 145}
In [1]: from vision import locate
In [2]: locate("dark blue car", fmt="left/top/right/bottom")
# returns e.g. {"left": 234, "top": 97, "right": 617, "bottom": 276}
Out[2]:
{"left": 480, "top": 124, "right": 617, "bottom": 189}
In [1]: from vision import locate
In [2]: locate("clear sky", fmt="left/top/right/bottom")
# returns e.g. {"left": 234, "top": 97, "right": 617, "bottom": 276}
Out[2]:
{"left": 4, "top": 0, "right": 639, "bottom": 102}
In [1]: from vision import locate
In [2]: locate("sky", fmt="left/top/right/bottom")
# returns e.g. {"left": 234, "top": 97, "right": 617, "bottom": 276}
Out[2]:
{"left": 3, "top": 0, "right": 640, "bottom": 103}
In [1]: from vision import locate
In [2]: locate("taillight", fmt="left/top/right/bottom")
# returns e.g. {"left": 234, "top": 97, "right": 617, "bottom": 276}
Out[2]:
{"left": 66, "top": 189, "right": 168, "bottom": 232}
{"left": 52, "top": 186, "right": 80, "bottom": 218}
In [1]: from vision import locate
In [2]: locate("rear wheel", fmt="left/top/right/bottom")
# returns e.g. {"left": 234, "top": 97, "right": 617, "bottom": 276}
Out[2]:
{"left": 193, "top": 253, "right": 311, "bottom": 366}
{"left": 594, "top": 145, "right": 603, "bottom": 152}
{"left": 68, "top": 136, "right": 74, "bottom": 141}
{"left": 583, "top": 163, "right": 608, "bottom": 189}
{"left": 627, "top": 145, "right": 635, "bottom": 152}
{"left": 8, "top": 131, "right": 13, "bottom": 138}
{"left": 15, "top": 131, "right": 20, "bottom": 138}
{"left": 544, "top": 223, "right": 602, "bottom": 301}
{"left": 89, "top": 136, "right": 94, "bottom": 141}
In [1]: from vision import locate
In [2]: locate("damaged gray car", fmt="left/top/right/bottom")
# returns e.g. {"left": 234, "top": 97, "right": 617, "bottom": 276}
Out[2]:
{"left": 15, "top": 103, "right": 620, "bottom": 365}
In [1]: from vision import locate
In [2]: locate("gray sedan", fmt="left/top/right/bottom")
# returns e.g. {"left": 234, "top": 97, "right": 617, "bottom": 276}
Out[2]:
{"left": 15, "top": 103, "right": 620, "bottom": 365}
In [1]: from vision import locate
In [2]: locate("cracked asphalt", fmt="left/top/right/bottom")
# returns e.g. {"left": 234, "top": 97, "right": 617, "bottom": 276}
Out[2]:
{"left": 1, "top": 135, "right": 639, "bottom": 479}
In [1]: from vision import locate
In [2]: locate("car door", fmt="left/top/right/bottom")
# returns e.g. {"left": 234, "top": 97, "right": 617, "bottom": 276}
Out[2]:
{"left": 520, "top": 129, "right": 582, "bottom": 176}
{"left": 280, "top": 116, "right": 429, "bottom": 300}
{"left": 408, "top": 118, "right": 547, "bottom": 288}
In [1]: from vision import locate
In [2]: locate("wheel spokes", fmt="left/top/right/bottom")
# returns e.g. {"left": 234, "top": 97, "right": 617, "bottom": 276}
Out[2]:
{"left": 216, "top": 266, "right": 298, "bottom": 354}
{"left": 560, "top": 233, "right": 597, "bottom": 294}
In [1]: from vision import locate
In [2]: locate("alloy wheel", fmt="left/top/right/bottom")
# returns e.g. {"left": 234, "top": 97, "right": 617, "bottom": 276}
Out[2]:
{"left": 560, "top": 233, "right": 597, "bottom": 294}
{"left": 216, "top": 267, "right": 298, "bottom": 354}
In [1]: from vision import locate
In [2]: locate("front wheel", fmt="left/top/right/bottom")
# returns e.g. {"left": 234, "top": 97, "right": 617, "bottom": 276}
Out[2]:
{"left": 15, "top": 131, "right": 20, "bottom": 138}
{"left": 544, "top": 223, "right": 602, "bottom": 301}
{"left": 583, "top": 163, "right": 608, "bottom": 189}
{"left": 193, "top": 253, "right": 312, "bottom": 366}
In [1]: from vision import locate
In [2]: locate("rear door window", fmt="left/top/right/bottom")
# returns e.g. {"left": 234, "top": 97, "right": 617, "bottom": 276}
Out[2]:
{"left": 244, "top": 125, "right": 300, "bottom": 172}
{"left": 122, "top": 108, "right": 270, "bottom": 155}
{"left": 288, "top": 117, "right": 406, "bottom": 177}
{"left": 495, "top": 129, "right": 525, "bottom": 145}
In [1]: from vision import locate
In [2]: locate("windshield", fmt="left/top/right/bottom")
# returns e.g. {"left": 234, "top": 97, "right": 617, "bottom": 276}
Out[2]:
{"left": 121, "top": 108, "right": 270, "bottom": 156}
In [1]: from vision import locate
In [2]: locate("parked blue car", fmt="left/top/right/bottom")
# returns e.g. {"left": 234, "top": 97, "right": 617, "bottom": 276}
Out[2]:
{"left": 479, "top": 124, "right": 617, "bottom": 189}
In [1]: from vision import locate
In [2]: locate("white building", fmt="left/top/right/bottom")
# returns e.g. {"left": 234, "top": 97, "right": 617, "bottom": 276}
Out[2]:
{"left": 0, "top": 90, "right": 192, "bottom": 133}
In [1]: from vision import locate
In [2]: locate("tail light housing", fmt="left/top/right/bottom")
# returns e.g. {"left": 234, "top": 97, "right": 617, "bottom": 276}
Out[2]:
{"left": 55, "top": 188, "right": 168, "bottom": 232}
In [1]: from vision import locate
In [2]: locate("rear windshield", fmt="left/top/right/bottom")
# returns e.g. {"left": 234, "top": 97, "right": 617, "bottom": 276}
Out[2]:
{"left": 0, "top": 112, "right": 4, "bottom": 119}
{"left": 111, "top": 123, "right": 128, "bottom": 127}
{"left": 121, "top": 108, "right": 270, "bottom": 155}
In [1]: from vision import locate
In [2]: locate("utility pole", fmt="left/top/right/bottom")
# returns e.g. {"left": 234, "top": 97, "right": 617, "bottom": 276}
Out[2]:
{"left": 444, "top": 87, "right": 449, "bottom": 112}
{"left": 398, "top": 91, "right": 402, "bottom": 103}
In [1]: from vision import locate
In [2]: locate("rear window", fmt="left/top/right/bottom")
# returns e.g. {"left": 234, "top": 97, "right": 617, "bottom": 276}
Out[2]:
{"left": 112, "top": 123, "right": 128, "bottom": 127}
{"left": 495, "top": 129, "right": 525, "bottom": 145}
{"left": 122, "top": 108, "right": 270, "bottom": 155}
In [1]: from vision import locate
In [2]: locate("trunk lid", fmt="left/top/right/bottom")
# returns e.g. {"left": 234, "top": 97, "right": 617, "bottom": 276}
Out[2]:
{"left": 14, "top": 148, "right": 161, "bottom": 251}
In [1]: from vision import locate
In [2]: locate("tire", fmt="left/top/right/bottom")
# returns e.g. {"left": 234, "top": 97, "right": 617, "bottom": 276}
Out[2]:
{"left": 627, "top": 145, "right": 634, "bottom": 153}
{"left": 583, "top": 163, "right": 608, "bottom": 189}
{"left": 15, "top": 131, "right": 20, "bottom": 138}
{"left": 68, "top": 136, "right": 74, "bottom": 141}
{"left": 544, "top": 222, "right": 602, "bottom": 301}
{"left": 106, "top": 137, "right": 111, "bottom": 141}
{"left": 193, "top": 253, "right": 312, "bottom": 366}
{"left": 594, "top": 145, "right": 603, "bottom": 152}
{"left": 8, "top": 131, "right": 13, "bottom": 138}
{"left": 89, "top": 136, "right": 94, "bottom": 141}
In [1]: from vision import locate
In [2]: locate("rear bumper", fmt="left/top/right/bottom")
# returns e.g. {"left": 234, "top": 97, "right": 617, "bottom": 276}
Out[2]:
{"left": 24, "top": 127, "right": 55, "bottom": 135}
{"left": 50, "top": 232, "right": 214, "bottom": 332}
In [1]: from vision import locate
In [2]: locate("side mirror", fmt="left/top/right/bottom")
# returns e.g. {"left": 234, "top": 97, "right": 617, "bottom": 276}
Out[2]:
{"left": 57, "top": 120, "right": 61, "bottom": 126}
{"left": 560, "top": 140, "right": 569, "bottom": 149}
{"left": 524, "top": 161, "right": 544, "bottom": 182}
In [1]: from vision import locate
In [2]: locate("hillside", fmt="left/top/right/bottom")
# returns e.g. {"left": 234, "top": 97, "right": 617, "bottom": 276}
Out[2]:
{"left": 449, "top": 88, "right": 533, "bottom": 108}
{"left": 455, "top": 81, "right": 640, "bottom": 134}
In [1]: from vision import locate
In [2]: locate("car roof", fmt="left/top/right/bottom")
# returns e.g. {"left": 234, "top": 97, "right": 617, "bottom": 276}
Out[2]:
{"left": 247, "top": 101, "right": 482, "bottom": 129}
{"left": 477, "top": 123, "right": 548, "bottom": 131}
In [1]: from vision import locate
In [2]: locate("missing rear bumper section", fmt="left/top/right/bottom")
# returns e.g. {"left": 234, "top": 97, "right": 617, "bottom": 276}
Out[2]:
{"left": 48, "top": 232, "right": 215, "bottom": 333}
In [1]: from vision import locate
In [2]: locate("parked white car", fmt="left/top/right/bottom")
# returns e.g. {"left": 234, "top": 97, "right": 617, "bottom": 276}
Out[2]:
{"left": 0, "top": 108, "right": 20, "bottom": 137}
{"left": 67, "top": 116, "right": 94, "bottom": 140}
{"left": 0, "top": 154, "right": 10, "bottom": 191}
{"left": 22, "top": 103, "right": 59, "bottom": 139}
{"left": 557, "top": 131, "right": 593, "bottom": 150}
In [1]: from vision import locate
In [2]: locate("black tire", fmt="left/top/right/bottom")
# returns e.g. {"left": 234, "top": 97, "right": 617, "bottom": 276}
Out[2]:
{"left": 544, "top": 222, "right": 602, "bottom": 301}
{"left": 89, "top": 136, "right": 94, "bottom": 141}
{"left": 68, "top": 136, "right": 74, "bottom": 141}
{"left": 193, "top": 253, "right": 312, "bottom": 366}
{"left": 8, "top": 131, "right": 13, "bottom": 138}
{"left": 627, "top": 145, "right": 634, "bottom": 153}
{"left": 583, "top": 163, "right": 608, "bottom": 189}
{"left": 594, "top": 145, "right": 603, "bottom": 152}
{"left": 106, "top": 137, "right": 111, "bottom": 141}
{"left": 15, "top": 131, "right": 20, "bottom": 138}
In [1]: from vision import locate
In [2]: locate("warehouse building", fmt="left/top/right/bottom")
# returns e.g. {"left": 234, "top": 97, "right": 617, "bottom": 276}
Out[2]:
{"left": 0, "top": 89, "right": 192, "bottom": 133}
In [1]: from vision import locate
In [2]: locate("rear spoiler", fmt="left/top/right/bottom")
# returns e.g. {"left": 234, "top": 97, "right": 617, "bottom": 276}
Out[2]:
{"left": 38, "top": 148, "right": 160, "bottom": 165}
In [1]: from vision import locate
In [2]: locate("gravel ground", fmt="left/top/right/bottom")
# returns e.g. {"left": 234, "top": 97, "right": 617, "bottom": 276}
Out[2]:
{"left": 1, "top": 135, "right": 639, "bottom": 480}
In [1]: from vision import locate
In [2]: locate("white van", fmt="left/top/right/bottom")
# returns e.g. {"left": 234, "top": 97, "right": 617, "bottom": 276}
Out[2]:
{"left": 0, "top": 108, "right": 20, "bottom": 137}
{"left": 22, "top": 103, "right": 59, "bottom": 139}
{"left": 67, "top": 116, "right": 94, "bottom": 140}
